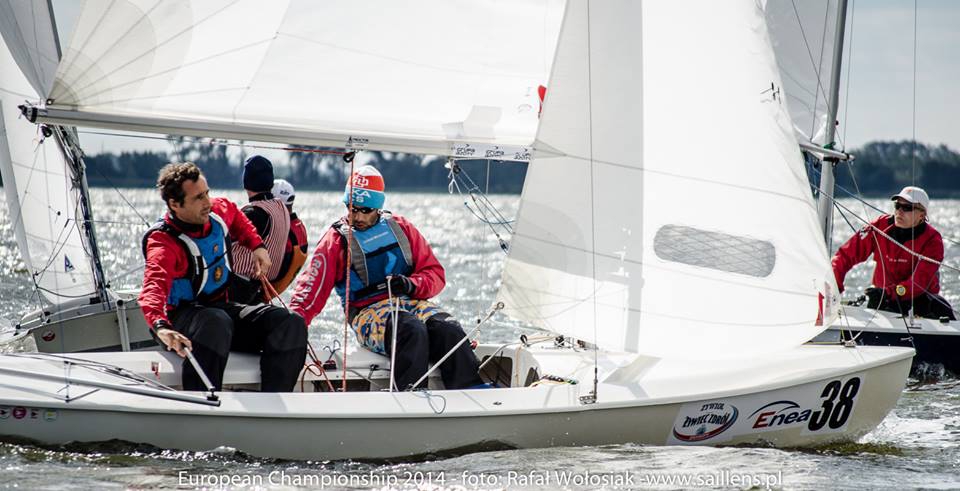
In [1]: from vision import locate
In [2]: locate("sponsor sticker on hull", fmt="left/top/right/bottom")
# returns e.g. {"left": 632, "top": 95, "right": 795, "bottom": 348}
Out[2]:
{"left": 0, "top": 406, "right": 59, "bottom": 423}
{"left": 671, "top": 402, "right": 739, "bottom": 442}
{"left": 667, "top": 374, "right": 864, "bottom": 445}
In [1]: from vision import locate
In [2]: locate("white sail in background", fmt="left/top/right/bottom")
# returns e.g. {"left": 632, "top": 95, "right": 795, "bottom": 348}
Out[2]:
{"left": 38, "top": 0, "right": 563, "bottom": 158}
{"left": 764, "top": 0, "right": 841, "bottom": 147}
{"left": 498, "top": 0, "right": 840, "bottom": 359}
{"left": 0, "top": 6, "right": 98, "bottom": 303}
{"left": 0, "top": 0, "right": 60, "bottom": 96}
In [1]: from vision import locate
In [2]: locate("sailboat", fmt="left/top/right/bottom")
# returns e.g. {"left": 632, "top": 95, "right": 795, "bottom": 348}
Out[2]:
{"left": 0, "top": 1, "right": 153, "bottom": 353}
{"left": 765, "top": 0, "right": 960, "bottom": 378}
{"left": 0, "top": 0, "right": 912, "bottom": 460}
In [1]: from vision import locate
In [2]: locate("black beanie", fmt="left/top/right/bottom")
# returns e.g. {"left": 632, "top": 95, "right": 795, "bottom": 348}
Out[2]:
{"left": 243, "top": 155, "right": 274, "bottom": 192}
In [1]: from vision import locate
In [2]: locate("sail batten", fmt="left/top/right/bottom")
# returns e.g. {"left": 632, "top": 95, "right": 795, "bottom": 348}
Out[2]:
{"left": 498, "top": 0, "right": 840, "bottom": 360}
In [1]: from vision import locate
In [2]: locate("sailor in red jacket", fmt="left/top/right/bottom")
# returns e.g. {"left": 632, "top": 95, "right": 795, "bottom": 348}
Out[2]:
{"left": 139, "top": 162, "right": 307, "bottom": 391}
{"left": 290, "top": 165, "right": 485, "bottom": 390}
{"left": 832, "top": 186, "right": 954, "bottom": 320}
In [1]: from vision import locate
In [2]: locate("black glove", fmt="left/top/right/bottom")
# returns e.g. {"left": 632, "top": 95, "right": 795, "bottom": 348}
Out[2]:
{"left": 864, "top": 287, "right": 885, "bottom": 309}
{"left": 388, "top": 275, "right": 415, "bottom": 296}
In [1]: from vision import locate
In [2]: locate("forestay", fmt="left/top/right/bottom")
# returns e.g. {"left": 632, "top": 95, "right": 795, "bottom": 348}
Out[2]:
{"left": 498, "top": 0, "right": 840, "bottom": 360}
{"left": 0, "top": 13, "right": 97, "bottom": 303}
{"left": 764, "top": 0, "right": 842, "bottom": 147}
{"left": 38, "top": 0, "right": 564, "bottom": 159}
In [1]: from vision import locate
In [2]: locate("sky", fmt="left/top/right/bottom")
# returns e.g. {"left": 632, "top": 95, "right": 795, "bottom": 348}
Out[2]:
{"left": 835, "top": 0, "right": 960, "bottom": 152}
{"left": 52, "top": 0, "right": 960, "bottom": 161}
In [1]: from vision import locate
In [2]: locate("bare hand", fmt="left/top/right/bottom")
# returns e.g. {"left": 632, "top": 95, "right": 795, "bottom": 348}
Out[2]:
{"left": 157, "top": 328, "right": 192, "bottom": 358}
{"left": 253, "top": 247, "right": 272, "bottom": 279}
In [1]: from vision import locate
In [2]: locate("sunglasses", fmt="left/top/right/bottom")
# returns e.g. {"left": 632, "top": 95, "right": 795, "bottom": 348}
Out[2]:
{"left": 894, "top": 202, "right": 921, "bottom": 212}
{"left": 347, "top": 205, "right": 376, "bottom": 214}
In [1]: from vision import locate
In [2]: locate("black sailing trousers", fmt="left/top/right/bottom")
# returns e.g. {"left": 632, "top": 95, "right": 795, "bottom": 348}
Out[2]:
{"left": 383, "top": 312, "right": 484, "bottom": 390}
{"left": 169, "top": 301, "right": 307, "bottom": 391}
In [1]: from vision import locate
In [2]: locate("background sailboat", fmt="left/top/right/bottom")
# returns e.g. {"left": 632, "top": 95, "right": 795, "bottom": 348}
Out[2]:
{"left": 0, "top": 2, "right": 153, "bottom": 352}
{"left": 763, "top": 0, "right": 960, "bottom": 377}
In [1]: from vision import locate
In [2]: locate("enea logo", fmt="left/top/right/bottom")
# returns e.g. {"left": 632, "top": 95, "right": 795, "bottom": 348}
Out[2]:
{"left": 672, "top": 402, "right": 739, "bottom": 442}
{"left": 750, "top": 400, "right": 812, "bottom": 429}
{"left": 751, "top": 377, "right": 861, "bottom": 433}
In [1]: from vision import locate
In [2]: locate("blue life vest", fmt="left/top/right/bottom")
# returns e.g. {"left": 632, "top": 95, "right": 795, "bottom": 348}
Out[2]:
{"left": 141, "top": 212, "right": 232, "bottom": 307}
{"left": 333, "top": 215, "right": 414, "bottom": 305}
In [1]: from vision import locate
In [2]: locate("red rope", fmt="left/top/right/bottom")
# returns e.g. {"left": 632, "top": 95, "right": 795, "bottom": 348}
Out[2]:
{"left": 259, "top": 274, "right": 286, "bottom": 308}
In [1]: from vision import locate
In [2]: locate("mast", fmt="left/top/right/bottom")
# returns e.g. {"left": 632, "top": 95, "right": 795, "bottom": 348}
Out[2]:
{"left": 815, "top": 0, "right": 849, "bottom": 250}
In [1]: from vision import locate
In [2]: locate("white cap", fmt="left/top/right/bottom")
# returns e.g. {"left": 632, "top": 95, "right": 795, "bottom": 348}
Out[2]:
{"left": 891, "top": 186, "right": 929, "bottom": 211}
{"left": 272, "top": 178, "right": 295, "bottom": 206}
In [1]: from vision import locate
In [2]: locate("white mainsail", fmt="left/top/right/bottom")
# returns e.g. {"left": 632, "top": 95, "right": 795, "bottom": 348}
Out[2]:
{"left": 36, "top": 0, "right": 564, "bottom": 159}
{"left": 0, "top": 10, "right": 98, "bottom": 303}
{"left": 498, "top": 0, "right": 840, "bottom": 360}
{"left": 764, "top": 0, "right": 842, "bottom": 147}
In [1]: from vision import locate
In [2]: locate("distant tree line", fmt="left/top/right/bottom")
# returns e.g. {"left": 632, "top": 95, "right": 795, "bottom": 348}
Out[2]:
{"left": 76, "top": 139, "right": 960, "bottom": 197}
{"left": 82, "top": 137, "right": 528, "bottom": 194}
{"left": 828, "top": 141, "right": 960, "bottom": 198}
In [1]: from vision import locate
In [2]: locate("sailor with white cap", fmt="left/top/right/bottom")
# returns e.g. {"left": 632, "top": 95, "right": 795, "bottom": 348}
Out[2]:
{"left": 832, "top": 185, "right": 954, "bottom": 320}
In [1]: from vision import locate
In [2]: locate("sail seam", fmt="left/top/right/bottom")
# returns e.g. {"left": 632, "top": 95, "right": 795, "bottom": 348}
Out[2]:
{"left": 72, "top": 38, "right": 273, "bottom": 104}
{"left": 542, "top": 153, "right": 813, "bottom": 205}
{"left": 506, "top": 282, "right": 819, "bottom": 326}
{"left": 65, "top": 1, "right": 242, "bottom": 100}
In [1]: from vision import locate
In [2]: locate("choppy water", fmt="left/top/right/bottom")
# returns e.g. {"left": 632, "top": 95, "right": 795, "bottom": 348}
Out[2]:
{"left": 0, "top": 190, "right": 958, "bottom": 490}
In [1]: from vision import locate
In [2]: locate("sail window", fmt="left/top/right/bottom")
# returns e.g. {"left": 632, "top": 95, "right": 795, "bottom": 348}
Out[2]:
{"left": 653, "top": 225, "right": 776, "bottom": 278}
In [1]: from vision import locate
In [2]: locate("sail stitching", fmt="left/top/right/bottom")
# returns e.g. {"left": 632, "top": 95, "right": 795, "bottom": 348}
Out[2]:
{"left": 64, "top": 1, "right": 242, "bottom": 101}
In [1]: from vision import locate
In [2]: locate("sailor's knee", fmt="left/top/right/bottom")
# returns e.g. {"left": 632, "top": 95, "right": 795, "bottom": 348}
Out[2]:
{"left": 195, "top": 308, "right": 233, "bottom": 329}
{"left": 400, "top": 315, "right": 427, "bottom": 339}
{"left": 284, "top": 313, "right": 308, "bottom": 345}
{"left": 266, "top": 312, "right": 308, "bottom": 351}
{"left": 191, "top": 309, "right": 233, "bottom": 353}
{"left": 426, "top": 313, "right": 466, "bottom": 338}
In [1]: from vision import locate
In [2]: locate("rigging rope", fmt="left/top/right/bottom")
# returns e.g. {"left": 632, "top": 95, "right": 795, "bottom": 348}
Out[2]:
{"left": 910, "top": 0, "right": 919, "bottom": 317}
{"left": 259, "top": 273, "right": 336, "bottom": 392}
{"left": 82, "top": 152, "right": 150, "bottom": 227}
{"left": 341, "top": 151, "right": 357, "bottom": 392}
{"left": 446, "top": 159, "right": 513, "bottom": 253}
{"left": 789, "top": 0, "right": 834, "bottom": 140}
{"left": 840, "top": 0, "right": 856, "bottom": 151}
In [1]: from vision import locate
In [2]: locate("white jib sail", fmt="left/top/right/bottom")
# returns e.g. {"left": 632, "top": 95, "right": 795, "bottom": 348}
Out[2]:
{"left": 0, "top": 7, "right": 98, "bottom": 303}
{"left": 42, "top": 0, "right": 564, "bottom": 158}
{"left": 498, "top": 0, "right": 840, "bottom": 360}
{"left": 764, "top": 0, "right": 841, "bottom": 147}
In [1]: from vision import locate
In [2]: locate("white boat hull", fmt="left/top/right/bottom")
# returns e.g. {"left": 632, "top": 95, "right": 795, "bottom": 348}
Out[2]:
{"left": 0, "top": 344, "right": 912, "bottom": 460}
